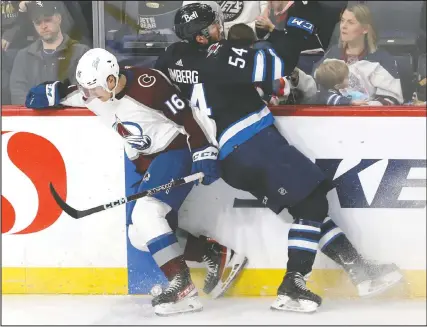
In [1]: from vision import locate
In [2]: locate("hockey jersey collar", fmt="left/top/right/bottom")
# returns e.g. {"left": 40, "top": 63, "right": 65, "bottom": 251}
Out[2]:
{"left": 115, "top": 69, "right": 134, "bottom": 100}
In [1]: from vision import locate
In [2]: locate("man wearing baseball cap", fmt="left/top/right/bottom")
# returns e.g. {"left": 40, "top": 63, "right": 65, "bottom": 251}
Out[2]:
{"left": 9, "top": 1, "right": 90, "bottom": 104}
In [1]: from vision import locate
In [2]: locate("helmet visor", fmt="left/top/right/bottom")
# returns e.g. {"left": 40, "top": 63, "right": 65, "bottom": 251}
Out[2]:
{"left": 207, "top": 17, "right": 224, "bottom": 40}
{"left": 78, "top": 85, "right": 106, "bottom": 99}
{"left": 210, "top": 9, "right": 224, "bottom": 38}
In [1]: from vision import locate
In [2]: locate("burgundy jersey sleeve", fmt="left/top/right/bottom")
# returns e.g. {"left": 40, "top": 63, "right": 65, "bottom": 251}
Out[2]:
{"left": 124, "top": 67, "right": 210, "bottom": 151}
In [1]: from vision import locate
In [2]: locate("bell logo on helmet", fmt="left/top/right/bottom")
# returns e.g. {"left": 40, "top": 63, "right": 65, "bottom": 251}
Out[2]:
{"left": 182, "top": 11, "right": 198, "bottom": 23}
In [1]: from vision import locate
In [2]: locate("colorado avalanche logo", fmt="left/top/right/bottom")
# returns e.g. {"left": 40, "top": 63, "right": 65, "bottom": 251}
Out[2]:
{"left": 113, "top": 115, "right": 152, "bottom": 151}
{"left": 138, "top": 74, "right": 156, "bottom": 88}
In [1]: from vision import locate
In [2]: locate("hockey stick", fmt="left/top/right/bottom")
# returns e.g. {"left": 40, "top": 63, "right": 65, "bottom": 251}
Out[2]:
{"left": 49, "top": 172, "right": 204, "bottom": 219}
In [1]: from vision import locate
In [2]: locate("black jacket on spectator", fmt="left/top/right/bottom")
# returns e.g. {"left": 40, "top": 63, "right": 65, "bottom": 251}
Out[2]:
{"left": 1, "top": 1, "right": 35, "bottom": 49}
{"left": 9, "top": 34, "right": 89, "bottom": 104}
{"left": 313, "top": 88, "right": 352, "bottom": 106}
{"left": 418, "top": 0, "right": 426, "bottom": 53}
{"left": 2, "top": 1, "right": 21, "bottom": 43}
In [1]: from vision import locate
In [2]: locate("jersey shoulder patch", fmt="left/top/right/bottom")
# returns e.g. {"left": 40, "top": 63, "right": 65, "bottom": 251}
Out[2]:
{"left": 126, "top": 67, "right": 179, "bottom": 111}
{"left": 125, "top": 68, "right": 161, "bottom": 107}
{"left": 129, "top": 67, "right": 159, "bottom": 88}
{"left": 207, "top": 42, "right": 223, "bottom": 58}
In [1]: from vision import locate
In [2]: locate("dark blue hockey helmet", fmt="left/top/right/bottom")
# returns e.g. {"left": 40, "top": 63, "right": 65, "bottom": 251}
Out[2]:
{"left": 174, "top": 3, "right": 224, "bottom": 42}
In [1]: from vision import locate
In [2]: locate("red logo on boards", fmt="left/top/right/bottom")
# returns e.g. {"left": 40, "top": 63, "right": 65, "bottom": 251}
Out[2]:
{"left": 2, "top": 131, "right": 67, "bottom": 234}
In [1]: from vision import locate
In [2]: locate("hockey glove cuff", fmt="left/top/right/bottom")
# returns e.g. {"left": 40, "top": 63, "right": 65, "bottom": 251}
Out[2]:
{"left": 191, "top": 145, "right": 221, "bottom": 186}
{"left": 25, "top": 80, "right": 67, "bottom": 109}
{"left": 285, "top": 1, "right": 320, "bottom": 37}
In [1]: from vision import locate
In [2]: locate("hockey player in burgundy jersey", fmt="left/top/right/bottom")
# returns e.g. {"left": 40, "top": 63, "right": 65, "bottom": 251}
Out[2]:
{"left": 25, "top": 48, "right": 248, "bottom": 316}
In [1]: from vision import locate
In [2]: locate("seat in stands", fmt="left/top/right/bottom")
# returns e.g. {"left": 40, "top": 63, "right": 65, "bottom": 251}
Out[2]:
{"left": 393, "top": 53, "right": 415, "bottom": 103}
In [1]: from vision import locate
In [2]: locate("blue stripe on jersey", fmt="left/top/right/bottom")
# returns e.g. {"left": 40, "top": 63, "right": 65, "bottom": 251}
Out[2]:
{"left": 218, "top": 106, "right": 274, "bottom": 159}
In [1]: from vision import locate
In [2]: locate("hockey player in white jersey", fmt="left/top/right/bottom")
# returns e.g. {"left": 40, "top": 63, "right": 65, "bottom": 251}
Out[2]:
{"left": 25, "top": 48, "right": 247, "bottom": 316}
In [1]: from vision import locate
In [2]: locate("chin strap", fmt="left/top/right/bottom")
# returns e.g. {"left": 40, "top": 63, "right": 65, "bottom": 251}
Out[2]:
{"left": 108, "top": 75, "right": 120, "bottom": 100}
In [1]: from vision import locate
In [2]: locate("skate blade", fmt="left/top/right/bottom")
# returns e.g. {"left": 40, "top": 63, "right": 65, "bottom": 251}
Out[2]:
{"left": 154, "top": 296, "right": 203, "bottom": 317}
{"left": 358, "top": 270, "right": 404, "bottom": 298}
{"left": 271, "top": 296, "right": 319, "bottom": 313}
{"left": 209, "top": 255, "right": 248, "bottom": 299}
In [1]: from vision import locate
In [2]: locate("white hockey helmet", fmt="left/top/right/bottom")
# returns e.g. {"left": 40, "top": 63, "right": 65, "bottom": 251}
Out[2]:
{"left": 76, "top": 48, "right": 120, "bottom": 98}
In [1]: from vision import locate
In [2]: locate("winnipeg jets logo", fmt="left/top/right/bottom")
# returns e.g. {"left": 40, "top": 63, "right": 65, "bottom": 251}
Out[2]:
{"left": 138, "top": 74, "right": 156, "bottom": 88}
{"left": 217, "top": 1, "right": 244, "bottom": 22}
{"left": 207, "top": 42, "right": 222, "bottom": 58}
{"left": 113, "top": 115, "right": 152, "bottom": 151}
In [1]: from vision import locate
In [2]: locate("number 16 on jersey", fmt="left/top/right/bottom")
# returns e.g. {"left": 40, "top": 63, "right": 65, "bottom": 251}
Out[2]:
{"left": 165, "top": 94, "right": 186, "bottom": 114}
{"left": 164, "top": 85, "right": 212, "bottom": 118}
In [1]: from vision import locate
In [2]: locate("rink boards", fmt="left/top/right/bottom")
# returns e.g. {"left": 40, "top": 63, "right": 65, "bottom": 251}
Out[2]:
{"left": 2, "top": 105, "right": 426, "bottom": 298}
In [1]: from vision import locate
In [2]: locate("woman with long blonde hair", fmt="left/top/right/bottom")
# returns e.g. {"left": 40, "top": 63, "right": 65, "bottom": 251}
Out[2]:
{"left": 313, "top": 3, "right": 404, "bottom": 105}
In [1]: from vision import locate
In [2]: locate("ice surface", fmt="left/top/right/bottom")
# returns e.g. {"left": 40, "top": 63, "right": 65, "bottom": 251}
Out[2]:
{"left": 2, "top": 295, "right": 426, "bottom": 325}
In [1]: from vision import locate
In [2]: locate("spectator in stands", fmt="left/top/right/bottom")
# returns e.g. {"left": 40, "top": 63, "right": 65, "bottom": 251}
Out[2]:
{"left": 183, "top": 1, "right": 268, "bottom": 38}
{"left": 228, "top": 22, "right": 317, "bottom": 105}
{"left": 414, "top": 53, "right": 426, "bottom": 105}
{"left": 2, "top": 1, "right": 25, "bottom": 51}
{"left": 417, "top": 0, "right": 426, "bottom": 53}
{"left": 312, "top": 3, "right": 403, "bottom": 106}
{"left": 313, "top": 59, "right": 368, "bottom": 106}
{"left": 9, "top": 1, "right": 89, "bottom": 104}
{"left": 1, "top": 1, "right": 34, "bottom": 104}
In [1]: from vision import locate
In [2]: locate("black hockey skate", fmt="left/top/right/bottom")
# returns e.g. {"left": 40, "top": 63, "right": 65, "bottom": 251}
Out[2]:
{"left": 271, "top": 272, "right": 322, "bottom": 313}
{"left": 342, "top": 257, "right": 403, "bottom": 297}
{"left": 202, "top": 240, "right": 248, "bottom": 299}
{"left": 151, "top": 271, "right": 203, "bottom": 316}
